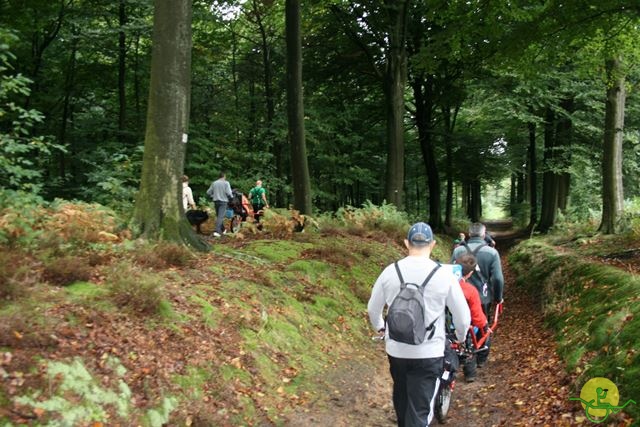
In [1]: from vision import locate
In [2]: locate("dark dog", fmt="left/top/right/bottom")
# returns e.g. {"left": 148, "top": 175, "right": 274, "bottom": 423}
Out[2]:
{"left": 186, "top": 210, "right": 209, "bottom": 234}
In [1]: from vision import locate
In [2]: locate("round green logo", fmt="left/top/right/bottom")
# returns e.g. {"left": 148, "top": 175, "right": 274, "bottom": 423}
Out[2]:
{"left": 570, "top": 377, "right": 636, "bottom": 423}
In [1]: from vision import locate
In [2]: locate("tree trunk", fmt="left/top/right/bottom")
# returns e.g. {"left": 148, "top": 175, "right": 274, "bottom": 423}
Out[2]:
{"left": 57, "top": 27, "right": 79, "bottom": 184}
{"left": 517, "top": 168, "right": 526, "bottom": 203}
{"left": 252, "top": 0, "right": 282, "bottom": 207}
{"left": 538, "top": 107, "right": 558, "bottom": 232}
{"left": 383, "top": 0, "right": 409, "bottom": 209}
{"left": 285, "top": 0, "right": 311, "bottom": 214}
{"left": 25, "top": 1, "right": 66, "bottom": 109}
{"left": 469, "top": 180, "right": 481, "bottom": 222}
{"left": 443, "top": 104, "right": 458, "bottom": 228}
{"left": 411, "top": 76, "right": 441, "bottom": 229}
{"left": 556, "top": 98, "right": 573, "bottom": 212}
{"left": 134, "top": 32, "right": 143, "bottom": 133}
{"left": 118, "top": 0, "right": 127, "bottom": 143}
{"left": 510, "top": 173, "right": 516, "bottom": 215}
{"left": 131, "top": 0, "right": 206, "bottom": 250}
{"left": 599, "top": 56, "right": 625, "bottom": 234}
{"left": 527, "top": 122, "right": 538, "bottom": 229}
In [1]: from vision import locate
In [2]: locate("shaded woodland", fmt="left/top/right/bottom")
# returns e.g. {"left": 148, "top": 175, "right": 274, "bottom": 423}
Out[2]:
{"left": 2, "top": 1, "right": 640, "bottom": 239}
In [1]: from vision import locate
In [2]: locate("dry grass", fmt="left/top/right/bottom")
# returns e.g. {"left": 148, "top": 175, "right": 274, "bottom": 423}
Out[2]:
{"left": 106, "top": 263, "right": 163, "bottom": 314}
{"left": 43, "top": 256, "right": 93, "bottom": 286}
{"left": 0, "top": 251, "right": 40, "bottom": 299}
{"left": 134, "top": 242, "right": 194, "bottom": 269}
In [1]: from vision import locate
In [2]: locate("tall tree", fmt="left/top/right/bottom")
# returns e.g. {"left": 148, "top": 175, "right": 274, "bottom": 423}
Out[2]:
{"left": 383, "top": 0, "right": 409, "bottom": 208}
{"left": 285, "top": 0, "right": 311, "bottom": 214}
{"left": 599, "top": 55, "right": 626, "bottom": 234}
{"left": 131, "top": 0, "right": 206, "bottom": 249}
{"left": 538, "top": 107, "right": 558, "bottom": 232}
{"left": 118, "top": 0, "right": 127, "bottom": 143}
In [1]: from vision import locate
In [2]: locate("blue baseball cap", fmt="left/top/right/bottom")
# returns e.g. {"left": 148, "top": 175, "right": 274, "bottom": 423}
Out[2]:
{"left": 407, "top": 222, "right": 434, "bottom": 245}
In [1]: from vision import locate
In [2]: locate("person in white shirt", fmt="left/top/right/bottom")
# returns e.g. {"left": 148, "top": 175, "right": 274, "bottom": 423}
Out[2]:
{"left": 182, "top": 175, "right": 196, "bottom": 211}
{"left": 368, "top": 222, "right": 470, "bottom": 427}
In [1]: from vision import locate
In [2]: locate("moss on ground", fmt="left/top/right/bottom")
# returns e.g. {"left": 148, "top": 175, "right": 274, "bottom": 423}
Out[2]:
{"left": 509, "top": 239, "right": 640, "bottom": 420}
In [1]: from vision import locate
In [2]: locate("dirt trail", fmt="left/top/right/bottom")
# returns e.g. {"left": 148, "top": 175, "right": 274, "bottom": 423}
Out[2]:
{"left": 290, "top": 232, "right": 596, "bottom": 426}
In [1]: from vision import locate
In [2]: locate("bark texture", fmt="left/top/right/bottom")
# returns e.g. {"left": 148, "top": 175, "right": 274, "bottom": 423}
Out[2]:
{"left": 285, "top": 0, "right": 312, "bottom": 214}
{"left": 599, "top": 56, "right": 625, "bottom": 234}
{"left": 131, "top": 0, "right": 207, "bottom": 250}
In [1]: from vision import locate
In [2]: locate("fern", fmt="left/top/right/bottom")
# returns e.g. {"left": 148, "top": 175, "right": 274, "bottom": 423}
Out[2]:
{"left": 14, "top": 357, "right": 177, "bottom": 425}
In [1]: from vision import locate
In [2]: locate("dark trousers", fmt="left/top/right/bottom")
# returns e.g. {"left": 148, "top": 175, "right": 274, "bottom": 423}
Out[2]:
{"left": 252, "top": 203, "right": 264, "bottom": 222}
{"left": 214, "top": 201, "right": 227, "bottom": 234}
{"left": 388, "top": 355, "right": 443, "bottom": 427}
{"left": 477, "top": 303, "right": 493, "bottom": 364}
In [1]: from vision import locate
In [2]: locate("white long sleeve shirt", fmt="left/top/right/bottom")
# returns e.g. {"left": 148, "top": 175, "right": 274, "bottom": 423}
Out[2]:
{"left": 183, "top": 183, "right": 195, "bottom": 210}
{"left": 367, "top": 255, "right": 471, "bottom": 359}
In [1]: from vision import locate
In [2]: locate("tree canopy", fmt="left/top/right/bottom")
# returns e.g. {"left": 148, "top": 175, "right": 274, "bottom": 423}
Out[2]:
{"left": 1, "top": 0, "right": 639, "bottom": 238}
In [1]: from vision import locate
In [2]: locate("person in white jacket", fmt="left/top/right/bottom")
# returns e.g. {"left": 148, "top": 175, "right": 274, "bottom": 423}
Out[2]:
{"left": 368, "top": 222, "right": 470, "bottom": 427}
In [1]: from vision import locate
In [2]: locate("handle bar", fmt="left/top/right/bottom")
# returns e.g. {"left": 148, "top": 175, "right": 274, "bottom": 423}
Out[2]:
{"left": 470, "top": 302, "right": 502, "bottom": 349}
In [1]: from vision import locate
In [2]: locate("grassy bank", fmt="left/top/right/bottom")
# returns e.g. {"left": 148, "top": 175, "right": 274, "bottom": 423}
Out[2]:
{"left": 1, "top": 199, "right": 456, "bottom": 425}
{"left": 509, "top": 239, "right": 640, "bottom": 420}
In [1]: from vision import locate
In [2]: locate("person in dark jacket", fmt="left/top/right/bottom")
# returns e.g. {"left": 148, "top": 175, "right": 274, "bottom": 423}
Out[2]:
{"left": 450, "top": 222, "right": 504, "bottom": 367}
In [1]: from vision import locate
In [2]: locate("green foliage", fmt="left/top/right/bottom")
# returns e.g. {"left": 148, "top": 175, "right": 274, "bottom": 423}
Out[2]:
{"left": 320, "top": 201, "right": 409, "bottom": 239}
{"left": 0, "top": 189, "right": 47, "bottom": 248}
{"left": 15, "top": 357, "right": 177, "bottom": 426}
{"left": 0, "top": 191, "right": 123, "bottom": 251}
{"left": 15, "top": 358, "right": 132, "bottom": 425}
{"left": 0, "top": 29, "right": 64, "bottom": 193}
{"left": 106, "top": 263, "right": 163, "bottom": 315}
{"left": 509, "top": 239, "right": 640, "bottom": 419}
{"left": 622, "top": 197, "right": 640, "bottom": 237}
{"left": 81, "top": 147, "right": 142, "bottom": 213}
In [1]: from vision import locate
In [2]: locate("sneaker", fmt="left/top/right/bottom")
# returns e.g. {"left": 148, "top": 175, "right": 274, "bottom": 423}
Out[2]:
{"left": 213, "top": 232, "right": 221, "bottom": 237}
{"left": 466, "top": 376, "right": 476, "bottom": 383}
{"left": 222, "top": 229, "right": 227, "bottom": 235}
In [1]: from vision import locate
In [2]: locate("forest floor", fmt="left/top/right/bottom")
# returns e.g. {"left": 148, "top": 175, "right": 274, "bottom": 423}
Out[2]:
{"left": 289, "top": 225, "right": 637, "bottom": 427}
{"left": 1, "top": 214, "right": 638, "bottom": 426}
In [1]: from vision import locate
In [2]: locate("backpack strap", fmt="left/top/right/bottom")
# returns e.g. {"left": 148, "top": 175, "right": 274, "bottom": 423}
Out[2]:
{"left": 462, "top": 242, "right": 486, "bottom": 256}
{"left": 393, "top": 261, "right": 405, "bottom": 286}
{"left": 462, "top": 242, "right": 489, "bottom": 282}
{"left": 421, "top": 264, "right": 441, "bottom": 339}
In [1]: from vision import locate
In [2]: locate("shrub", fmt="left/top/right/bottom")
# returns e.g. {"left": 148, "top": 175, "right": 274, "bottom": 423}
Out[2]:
{"left": 43, "top": 256, "right": 93, "bottom": 286}
{"left": 0, "top": 192, "right": 124, "bottom": 251}
{"left": 322, "top": 201, "right": 408, "bottom": 240}
{"left": 259, "top": 208, "right": 312, "bottom": 238}
{"left": 154, "top": 242, "right": 193, "bottom": 267}
{"left": 43, "top": 200, "right": 121, "bottom": 245}
{"left": 107, "top": 263, "right": 163, "bottom": 314}
{"left": 0, "top": 251, "right": 40, "bottom": 299}
{"left": 134, "top": 242, "right": 193, "bottom": 269}
{"left": 0, "top": 190, "right": 47, "bottom": 248}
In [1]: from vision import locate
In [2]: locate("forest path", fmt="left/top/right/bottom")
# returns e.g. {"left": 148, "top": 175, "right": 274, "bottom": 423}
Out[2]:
{"left": 287, "top": 246, "right": 589, "bottom": 426}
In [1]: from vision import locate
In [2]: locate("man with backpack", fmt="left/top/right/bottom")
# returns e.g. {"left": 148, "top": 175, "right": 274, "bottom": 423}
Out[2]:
{"left": 450, "top": 222, "right": 504, "bottom": 367}
{"left": 248, "top": 180, "right": 269, "bottom": 223}
{"left": 368, "top": 222, "right": 470, "bottom": 427}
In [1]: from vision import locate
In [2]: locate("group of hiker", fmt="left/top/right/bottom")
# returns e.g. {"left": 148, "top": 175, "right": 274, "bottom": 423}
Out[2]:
{"left": 368, "top": 221, "right": 504, "bottom": 427}
{"left": 182, "top": 173, "right": 269, "bottom": 237}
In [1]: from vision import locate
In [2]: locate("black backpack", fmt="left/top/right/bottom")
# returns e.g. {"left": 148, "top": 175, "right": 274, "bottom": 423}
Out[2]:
{"left": 462, "top": 243, "right": 490, "bottom": 304}
{"left": 386, "top": 263, "right": 441, "bottom": 345}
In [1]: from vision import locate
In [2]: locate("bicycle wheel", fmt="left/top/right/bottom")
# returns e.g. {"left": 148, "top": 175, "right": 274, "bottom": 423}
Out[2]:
{"left": 435, "top": 381, "right": 453, "bottom": 424}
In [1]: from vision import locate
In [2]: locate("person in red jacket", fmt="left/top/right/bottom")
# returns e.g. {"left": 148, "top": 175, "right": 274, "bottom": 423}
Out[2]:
{"left": 457, "top": 253, "right": 488, "bottom": 382}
